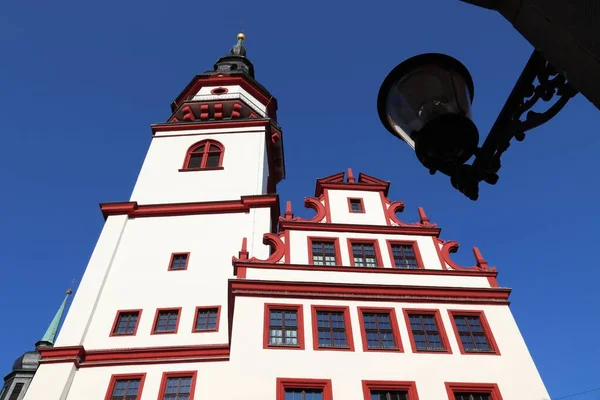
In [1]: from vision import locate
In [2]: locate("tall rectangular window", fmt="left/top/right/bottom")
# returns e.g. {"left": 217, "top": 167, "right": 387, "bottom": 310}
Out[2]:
{"left": 359, "top": 308, "right": 402, "bottom": 351}
{"left": 448, "top": 310, "right": 499, "bottom": 355}
{"left": 310, "top": 239, "right": 339, "bottom": 266}
{"left": 404, "top": 310, "right": 451, "bottom": 353}
{"left": 105, "top": 374, "right": 146, "bottom": 400}
{"left": 264, "top": 304, "right": 304, "bottom": 349}
{"left": 193, "top": 307, "right": 220, "bottom": 332}
{"left": 168, "top": 253, "right": 189, "bottom": 271}
{"left": 277, "top": 378, "right": 332, "bottom": 400}
{"left": 111, "top": 310, "right": 141, "bottom": 336}
{"left": 152, "top": 308, "right": 180, "bottom": 334}
{"left": 388, "top": 243, "right": 419, "bottom": 269}
{"left": 350, "top": 241, "right": 379, "bottom": 267}
{"left": 311, "top": 306, "right": 354, "bottom": 351}
{"left": 158, "top": 372, "right": 197, "bottom": 400}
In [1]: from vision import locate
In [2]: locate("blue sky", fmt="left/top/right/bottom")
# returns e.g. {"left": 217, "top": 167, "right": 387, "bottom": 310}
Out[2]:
{"left": 0, "top": 0, "right": 598, "bottom": 398}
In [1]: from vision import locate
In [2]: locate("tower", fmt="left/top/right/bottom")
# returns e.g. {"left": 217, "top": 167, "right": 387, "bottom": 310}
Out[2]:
{"left": 18, "top": 34, "right": 548, "bottom": 400}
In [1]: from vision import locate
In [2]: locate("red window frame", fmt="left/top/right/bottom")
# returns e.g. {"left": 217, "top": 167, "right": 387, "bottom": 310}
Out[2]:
{"left": 307, "top": 237, "right": 342, "bottom": 266}
{"left": 358, "top": 307, "right": 403, "bottom": 352}
{"left": 151, "top": 307, "right": 182, "bottom": 335}
{"left": 192, "top": 306, "right": 221, "bottom": 333}
{"left": 347, "top": 238, "right": 383, "bottom": 267}
{"left": 348, "top": 197, "right": 365, "bottom": 213}
{"left": 386, "top": 240, "right": 424, "bottom": 269}
{"left": 263, "top": 303, "right": 305, "bottom": 350}
{"left": 447, "top": 310, "right": 500, "bottom": 355}
{"left": 276, "top": 378, "right": 333, "bottom": 400}
{"left": 104, "top": 373, "right": 146, "bottom": 400}
{"left": 109, "top": 309, "right": 142, "bottom": 337}
{"left": 362, "top": 380, "right": 420, "bottom": 400}
{"left": 157, "top": 371, "right": 198, "bottom": 400}
{"left": 403, "top": 308, "right": 452, "bottom": 354}
{"left": 180, "top": 139, "right": 225, "bottom": 171}
{"left": 167, "top": 252, "right": 190, "bottom": 271}
{"left": 311, "top": 305, "right": 355, "bottom": 351}
{"left": 445, "top": 382, "right": 503, "bottom": 400}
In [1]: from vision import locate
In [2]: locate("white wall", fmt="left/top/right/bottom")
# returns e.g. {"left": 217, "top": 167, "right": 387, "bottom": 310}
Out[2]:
{"left": 130, "top": 129, "right": 268, "bottom": 204}
{"left": 326, "top": 189, "right": 387, "bottom": 225}
{"left": 193, "top": 85, "right": 268, "bottom": 116}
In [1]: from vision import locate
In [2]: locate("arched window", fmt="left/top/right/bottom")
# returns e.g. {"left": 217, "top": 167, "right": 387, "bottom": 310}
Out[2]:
{"left": 183, "top": 140, "right": 224, "bottom": 170}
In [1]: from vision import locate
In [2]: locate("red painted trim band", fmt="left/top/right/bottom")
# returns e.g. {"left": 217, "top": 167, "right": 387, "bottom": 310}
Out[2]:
{"left": 152, "top": 118, "right": 270, "bottom": 134}
{"left": 279, "top": 220, "right": 441, "bottom": 236}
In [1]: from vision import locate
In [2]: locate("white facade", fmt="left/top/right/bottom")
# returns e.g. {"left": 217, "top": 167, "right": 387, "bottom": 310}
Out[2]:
{"left": 22, "top": 46, "right": 549, "bottom": 400}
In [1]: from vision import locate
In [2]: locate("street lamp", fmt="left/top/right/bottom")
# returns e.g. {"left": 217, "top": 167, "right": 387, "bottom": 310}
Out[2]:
{"left": 377, "top": 50, "right": 578, "bottom": 200}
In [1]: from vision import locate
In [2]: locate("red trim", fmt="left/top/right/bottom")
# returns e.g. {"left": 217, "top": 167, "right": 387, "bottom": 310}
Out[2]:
{"left": 247, "top": 233, "right": 286, "bottom": 263}
{"left": 362, "top": 380, "right": 419, "bottom": 400}
{"left": 100, "top": 194, "right": 279, "bottom": 220}
{"left": 232, "top": 261, "right": 498, "bottom": 280}
{"left": 230, "top": 279, "right": 511, "bottom": 304}
{"left": 110, "top": 309, "right": 143, "bottom": 337}
{"left": 357, "top": 307, "right": 403, "bottom": 353}
{"left": 38, "top": 346, "right": 85, "bottom": 367}
{"left": 276, "top": 378, "right": 333, "bottom": 400}
{"left": 433, "top": 237, "right": 448, "bottom": 270}
{"left": 168, "top": 253, "right": 190, "bottom": 271}
{"left": 380, "top": 192, "right": 392, "bottom": 226}
{"left": 347, "top": 238, "right": 383, "bottom": 267}
{"left": 386, "top": 240, "right": 424, "bottom": 269}
{"left": 178, "top": 166, "right": 224, "bottom": 172}
{"left": 181, "top": 139, "right": 225, "bottom": 171}
{"left": 487, "top": 276, "right": 500, "bottom": 288}
{"left": 151, "top": 308, "right": 182, "bottom": 335}
{"left": 157, "top": 371, "right": 198, "bottom": 400}
{"left": 152, "top": 118, "right": 270, "bottom": 133}
{"left": 210, "top": 87, "right": 229, "bottom": 95}
{"left": 263, "top": 303, "right": 305, "bottom": 350}
{"left": 348, "top": 197, "right": 365, "bottom": 213}
{"left": 403, "top": 309, "right": 452, "bottom": 354}
{"left": 310, "top": 305, "right": 355, "bottom": 351}
{"left": 445, "top": 382, "right": 503, "bottom": 400}
{"left": 104, "top": 373, "right": 147, "bottom": 400}
{"left": 279, "top": 220, "right": 440, "bottom": 236}
{"left": 192, "top": 306, "right": 222, "bottom": 333}
{"left": 447, "top": 310, "right": 501, "bottom": 355}
{"left": 441, "top": 241, "right": 497, "bottom": 272}
{"left": 314, "top": 170, "right": 390, "bottom": 196}
{"left": 324, "top": 189, "right": 332, "bottom": 223}
{"left": 307, "top": 236, "right": 342, "bottom": 266}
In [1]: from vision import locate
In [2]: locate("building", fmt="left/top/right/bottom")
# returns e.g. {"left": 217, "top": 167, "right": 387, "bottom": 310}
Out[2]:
{"left": 14, "top": 34, "right": 549, "bottom": 400}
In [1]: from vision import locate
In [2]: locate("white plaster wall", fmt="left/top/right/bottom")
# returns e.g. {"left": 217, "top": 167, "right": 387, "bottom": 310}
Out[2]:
{"left": 22, "top": 363, "right": 76, "bottom": 400}
{"left": 193, "top": 85, "right": 268, "bottom": 116}
{"left": 61, "top": 209, "right": 271, "bottom": 350}
{"left": 326, "top": 189, "right": 387, "bottom": 225}
{"left": 130, "top": 130, "right": 268, "bottom": 204}
{"left": 288, "top": 230, "right": 444, "bottom": 270}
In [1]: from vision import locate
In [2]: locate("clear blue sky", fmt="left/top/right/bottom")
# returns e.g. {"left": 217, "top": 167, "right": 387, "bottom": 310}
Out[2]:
{"left": 0, "top": 1, "right": 598, "bottom": 398}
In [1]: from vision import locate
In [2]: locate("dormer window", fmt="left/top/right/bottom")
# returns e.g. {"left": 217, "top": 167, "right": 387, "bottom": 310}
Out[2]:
{"left": 348, "top": 198, "right": 364, "bottom": 213}
{"left": 182, "top": 139, "right": 224, "bottom": 171}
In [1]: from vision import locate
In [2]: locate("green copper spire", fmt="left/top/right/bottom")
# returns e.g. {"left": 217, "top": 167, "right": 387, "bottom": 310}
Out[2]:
{"left": 35, "top": 289, "right": 72, "bottom": 348}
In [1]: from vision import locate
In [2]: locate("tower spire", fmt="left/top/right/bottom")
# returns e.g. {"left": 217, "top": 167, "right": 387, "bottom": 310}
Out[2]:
{"left": 212, "top": 32, "right": 255, "bottom": 78}
{"left": 35, "top": 289, "right": 72, "bottom": 348}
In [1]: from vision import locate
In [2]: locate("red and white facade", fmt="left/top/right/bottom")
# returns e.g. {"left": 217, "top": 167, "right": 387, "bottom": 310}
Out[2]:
{"left": 23, "top": 41, "right": 549, "bottom": 400}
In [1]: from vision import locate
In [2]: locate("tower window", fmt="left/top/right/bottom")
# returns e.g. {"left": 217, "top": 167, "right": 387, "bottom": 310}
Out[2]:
{"left": 105, "top": 374, "right": 146, "bottom": 400}
{"left": 158, "top": 372, "right": 197, "bottom": 400}
{"left": 309, "top": 238, "right": 340, "bottom": 266}
{"left": 448, "top": 310, "right": 499, "bottom": 355}
{"left": 193, "top": 306, "right": 220, "bottom": 332}
{"left": 111, "top": 310, "right": 141, "bottom": 336}
{"left": 388, "top": 241, "right": 421, "bottom": 269}
{"left": 311, "top": 306, "right": 354, "bottom": 351}
{"left": 359, "top": 308, "right": 402, "bottom": 352}
{"left": 168, "top": 253, "right": 189, "bottom": 271}
{"left": 348, "top": 198, "right": 365, "bottom": 213}
{"left": 182, "top": 139, "right": 224, "bottom": 171}
{"left": 152, "top": 308, "right": 181, "bottom": 334}
{"left": 349, "top": 240, "right": 381, "bottom": 267}
{"left": 404, "top": 309, "right": 451, "bottom": 353}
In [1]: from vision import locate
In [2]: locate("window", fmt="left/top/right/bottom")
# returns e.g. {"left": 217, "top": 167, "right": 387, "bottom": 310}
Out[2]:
{"left": 349, "top": 239, "right": 381, "bottom": 267}
{"left": 110, "top": 310, "right": 142, "bottom": 336}
{"left": 152, "top": 308, "right": 181, "bottom": 334}
{"left": 6, "top": 383, "right": 24, "bottom": 400}
{"left": 264, "top": 304, "right": 305, "bottom": 349}
{"left": 308, "top": 238, "right": 340, "bottom": 266}
{"left": 158, "top": 372, "right": 197, "bottom": 400}
{"left": 348, "top": 198, "right": 365, "bottom": 213}
{"left": 404, "top": 309, "right": 451, "bottom": 353}
{"left": 448, "top": 310, "right": 500, "bottom": 355}
{"left": 311, "top": 306, "right": 354, "bottom": 351}
{"left": 362, "top": 381, "right": 419, "bottom": 400}
{"left": 445, "top": 383, "right": 503, "bottom": 400}
{"left": 387, "top": 241, "right": 422, "bottom": 269}
{"left": 193, "top": 306, "right": 220, "bottom": 332}
{"left": 276, "top": 378, "right": 333, "bottom": 400}
{"left": 105, "top": 374, "right": 146, "bottom": 400}
{"left": 181, "top": 139, "right": 224, "bottom": 170}
{"left": 168, "top": 253, "right": 189, "bottom": 271}
{"left": 358, "top": 307, "right": 402, "bottom": 352}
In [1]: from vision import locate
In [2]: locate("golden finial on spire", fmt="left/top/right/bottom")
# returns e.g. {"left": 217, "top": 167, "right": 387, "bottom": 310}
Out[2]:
{"left": 66, "top": 289, "right": 73, "bottom": 295}
{"left": 237, "top": 32, "right": 245, "bottom": 42}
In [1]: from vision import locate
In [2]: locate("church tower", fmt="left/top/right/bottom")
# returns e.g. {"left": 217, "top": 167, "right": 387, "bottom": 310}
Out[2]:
{"left": 18, "top": 34, "right": 548, "bottom": 400}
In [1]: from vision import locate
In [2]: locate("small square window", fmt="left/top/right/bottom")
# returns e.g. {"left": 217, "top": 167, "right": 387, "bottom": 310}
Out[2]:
{"left": 152, "top": 308, "right": 181, "bottom": 334}
{"left": 168, "top": 253, "right": 189, "bottom": 271}
{"left": 348, "top": 198, "right": 364, "bottom": 213}
{"left": 309, "top": 238, "right": 340, "bottom": 266}
{"left": 111, "top": 310, "right": 141, "bottom": 336}
{"left": 193, "top": 307, "right": 220, "bottom": 332}
{"left": 158, "top": 372, "right": 197, "bottom": 400}
{"left": 349, "top": 240, "right": 381, "bottom": 267}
